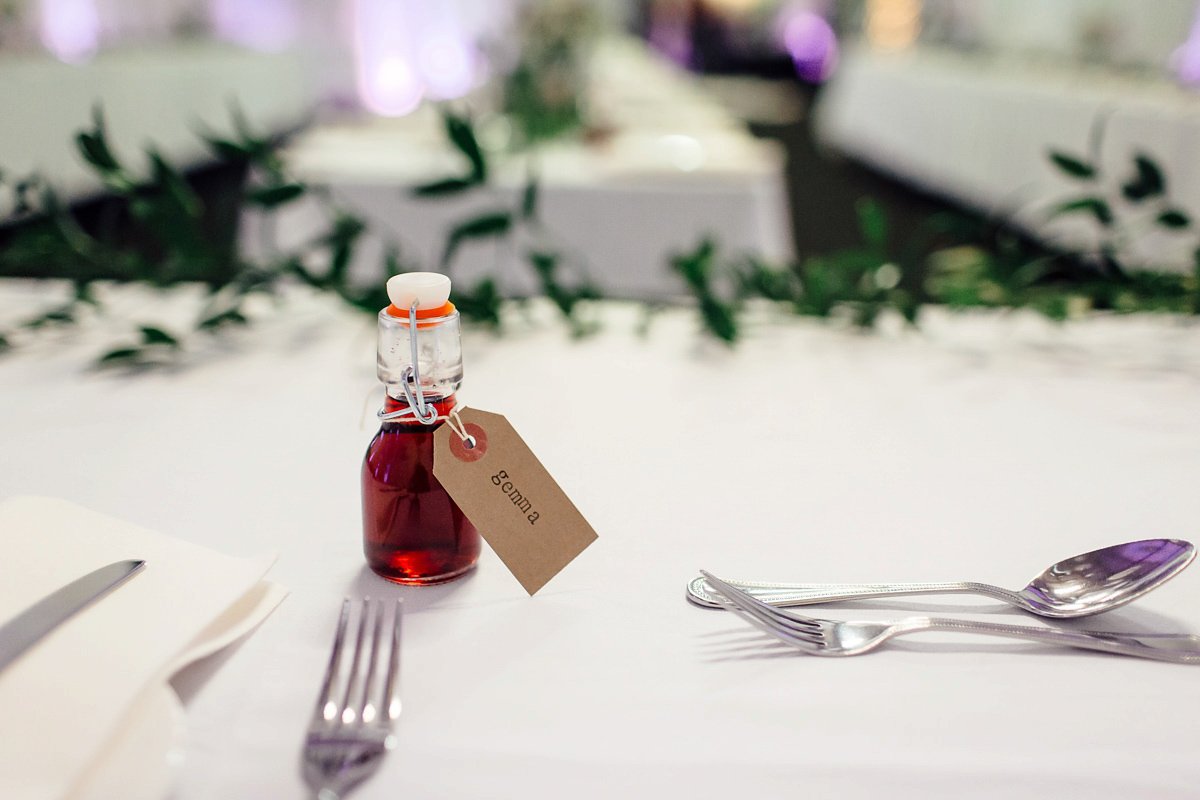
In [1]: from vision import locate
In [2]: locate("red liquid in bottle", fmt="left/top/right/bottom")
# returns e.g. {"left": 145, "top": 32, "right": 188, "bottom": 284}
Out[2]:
{"left": 362, "top": 396, "right": 480, "bottom": 584}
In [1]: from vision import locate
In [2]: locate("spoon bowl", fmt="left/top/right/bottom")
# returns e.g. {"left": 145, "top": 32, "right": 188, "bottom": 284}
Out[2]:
{"left": 1018, "top": 539, "right": 1195, "bottom": 617}
{"left": 688, "top": 539, "right": 1196, "bottom": 618}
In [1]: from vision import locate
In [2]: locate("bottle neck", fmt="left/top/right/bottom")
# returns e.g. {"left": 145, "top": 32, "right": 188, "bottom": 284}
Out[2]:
{"left": 381, "top": 392, "right": 457, "bottom": 428}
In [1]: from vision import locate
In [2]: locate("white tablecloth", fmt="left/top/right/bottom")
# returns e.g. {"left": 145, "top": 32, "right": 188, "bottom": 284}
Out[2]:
{"left": 1, "top": 282, "right": 1199, "bottom": 798}
{"left": 263, "top": 37, "right": 792, "bottom": 300}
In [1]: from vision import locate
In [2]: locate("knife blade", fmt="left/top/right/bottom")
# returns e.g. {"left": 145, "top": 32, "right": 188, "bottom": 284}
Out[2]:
{"left": 0, "top": 559, "right": 145, "bottom": 673}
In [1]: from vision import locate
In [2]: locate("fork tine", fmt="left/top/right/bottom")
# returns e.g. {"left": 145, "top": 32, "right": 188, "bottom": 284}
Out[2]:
{"left": 303, "top": 598, "right": 401, "bottom": 799}
{"left": 339, "top": 597, "right": 373, "bottom": 724}
{"left": 358, "top": 599, "right": 385, "bottom": 725}
{"left": 313, "top": 597, "right": 352, "bottom": 724}
{"left": 382, "top": 598, "right": 403, "bottom": 723}
{"left": 701, "top": 572, "right": 802, "bottom": 633}
{"left": 709, "top": 578, "right": 825, "bottom": 633}
{"left": 701, "top": 571, "right": 826, "bottom": 645}
{"left": 702, "top": 572, "right": 824, "bottom": 632}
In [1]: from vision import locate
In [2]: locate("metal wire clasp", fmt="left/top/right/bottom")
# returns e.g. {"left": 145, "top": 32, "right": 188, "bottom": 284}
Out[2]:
{"left": 380, "top": 299, "right": 438, "bottom": 426}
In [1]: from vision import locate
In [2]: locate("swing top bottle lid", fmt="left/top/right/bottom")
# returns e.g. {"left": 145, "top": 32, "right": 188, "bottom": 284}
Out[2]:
{"left": 386, "top": 273, "right": 453, "bottom": 318}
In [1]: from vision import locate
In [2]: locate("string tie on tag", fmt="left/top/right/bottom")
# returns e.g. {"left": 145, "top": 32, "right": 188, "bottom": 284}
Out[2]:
{"left": 445, "top": 406, "right": 477, "bottom": 449}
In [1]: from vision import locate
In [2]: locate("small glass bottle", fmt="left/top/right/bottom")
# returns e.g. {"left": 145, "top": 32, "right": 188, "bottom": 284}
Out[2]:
{"left": 361, "top": 273, "right": 480, "bottom": 584}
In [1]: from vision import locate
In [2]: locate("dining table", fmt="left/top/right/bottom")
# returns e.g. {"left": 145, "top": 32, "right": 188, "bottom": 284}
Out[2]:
{"left": 1, "top": 279, "right": 1199, "bottom": 799}
{"left": 816, "top": 44, "right": 1200, "bottom": 271}
{"left": 256, "top": 36, "right": 793, "bottom": 301}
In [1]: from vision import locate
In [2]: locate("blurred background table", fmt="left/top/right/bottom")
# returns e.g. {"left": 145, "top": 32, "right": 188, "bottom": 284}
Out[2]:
{"left": 264, "top": 37, "right": 792, "bottom": 299}
{"left": 0, "top": 43, "right": 315, "bottom": 199}
{"left": 1, "top": 281, "right": 1199, "bottom": 798}
{"left": 817, "top": 44, "right": 1200, "bottom": 269}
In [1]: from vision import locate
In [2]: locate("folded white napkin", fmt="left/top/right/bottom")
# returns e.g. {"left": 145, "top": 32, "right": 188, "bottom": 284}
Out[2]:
{"left": 0, "top": 496, "right": 287, "bottom": 800}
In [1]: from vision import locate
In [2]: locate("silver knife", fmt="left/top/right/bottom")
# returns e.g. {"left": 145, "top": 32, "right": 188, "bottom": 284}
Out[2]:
{"left": 0, "top": 559, "right": 145, "bottom": 673}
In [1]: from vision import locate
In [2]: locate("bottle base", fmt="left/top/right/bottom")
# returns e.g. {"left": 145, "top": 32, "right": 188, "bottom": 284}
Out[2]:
{"left": 370, "top": 561, "right": 477, "bottom": 586}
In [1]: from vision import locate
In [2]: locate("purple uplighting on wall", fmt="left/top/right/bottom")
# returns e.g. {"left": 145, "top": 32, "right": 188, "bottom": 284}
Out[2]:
{"left": 778, "top": 6, "right": 838, "bottom": 83}
{"left": 1172, "top": 2, "right": 1200, "bottom": 85}
{"left": 416, "top": 29, "right": 476, "bottom": 100}
{"left": 353, "top": 0, "right": 424, "bottom": 116}
{"left": 37, "top": 0, "right": 100, "bottom": 64}
{"left": 210, "top": 0, "right": 300, "bottom": 53}
{"left": 353, "top": 0, "right": 479, "bottom": 115}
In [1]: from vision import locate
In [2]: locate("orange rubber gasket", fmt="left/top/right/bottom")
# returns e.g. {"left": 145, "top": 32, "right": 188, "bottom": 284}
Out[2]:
{"left": 385, "top": 301, "right": 456, "bottom": 323}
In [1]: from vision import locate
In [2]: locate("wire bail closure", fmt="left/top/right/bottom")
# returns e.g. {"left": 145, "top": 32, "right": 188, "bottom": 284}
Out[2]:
{"left": 380, "top": 299, "right": 439, "bottom": 426}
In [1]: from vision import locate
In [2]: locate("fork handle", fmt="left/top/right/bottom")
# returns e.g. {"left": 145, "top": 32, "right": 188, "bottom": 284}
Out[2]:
{"left": 689, "top": 577, "right": 1022, "bottom": 609}
{"left": 916, "top": 617, "right": 1200, "bottom": 662}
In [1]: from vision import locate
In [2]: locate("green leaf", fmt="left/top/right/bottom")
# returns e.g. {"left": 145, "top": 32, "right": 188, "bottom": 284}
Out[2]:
{"left": 25, "top": 308, "right": 74, "bottom": 328}
{"left": 1037, "top": 293, "right": 1070, "bottom": 322}
{"left": 198, "top": 308, "right": 249, "bottom": 329}
{"left": 528, "top": 250, "right": 557, "bottom": 281}
{"left": 1048, "top": 197, "right": 1113, "bottom": 227}
{"left": 202, "top": 135, "right": 251, "bottom": 162}
{"left": 853, "top": 300, "right": 882, "bottom": 328}
{"left": 453, "top": 278, "right": 503, "bottom": 327}
{"left": 1099, "top": 246, "right": 1128, "bottom": 280}
{"left": 149, "top": 150, "right": 202, "bottom": 219}
{"left": 97, "top": 347, "right": 143, "bottom": 365}
{"left": 444, "top": 111, "right": 487, "bottom": 183}
{"left": 856, "top": 197, "right": 888, "bottom": 252}
{"left": 527, "top": 250, "right": 596, "bottom": 318}
{"left": 139, "top": 326, "right": 180, "bottom": 347}
{"left": 383, "top": 245, "right": 404, "bottom": 278}
{"left": 75, "top": 132, "right": 119, "bottom": 174}
{"left": 670, "top": 238, "right": 717, "bottom": 292}
{"left": 220, "top": 105, "right": 276, "bottom": 165}
{"left": 245, "top": 183, "right": 306, "bottom": 208}
{"left": 73, "top": 280, "right": 99, "bottom": 306}
{"left": 441, "top": 212, "right": 512, "bottom": 268}
{"left": 412, "top": 177, "right": 477, "bottom": 197}
{"left": 698, "top": 295, "right": 738, "bottom": 343}
{"left": 1193, "top": 247, "right": 1200, "bottom": 315}
{"left": 1122, "top": 154, "right": 1166, "bottom": 202}
{"left": 322, "top": 214, "right": 367, "bottom": 282}
{"left": 669, "top": 238, "right": 737, "bottom": 341}
{"left": 1048, "top": 151, "right": 1096, "bottom": 179}
{"left": 521, "top": 177, "right": 539, "bottom": 220}
{"left": 736, "top": 258, "right": 798, "bottom": 302}
{"left": 1157, "top": 208, "right": 1191, "bottom": 229}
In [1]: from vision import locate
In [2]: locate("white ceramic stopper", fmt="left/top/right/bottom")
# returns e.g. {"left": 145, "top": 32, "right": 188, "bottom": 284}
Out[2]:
{"left": 386, "top": 272, "right": 452, "bottom": 312}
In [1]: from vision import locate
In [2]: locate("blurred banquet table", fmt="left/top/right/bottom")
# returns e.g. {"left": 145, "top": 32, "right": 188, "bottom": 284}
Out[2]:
{"left": 816, "top": 45, "right": 1200, "bottom": 270}
{"left": 0, "top": 44, "right": 315, "bottom": 200}
{"left": 256, "top": 37, "right": 792, "bottom": 300}
{"left": 2, "top": 280, "right": 1200, "bottom": 799}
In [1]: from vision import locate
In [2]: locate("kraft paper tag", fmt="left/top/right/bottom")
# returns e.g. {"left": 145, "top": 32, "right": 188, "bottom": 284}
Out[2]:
{"left": 433, "top": 408, "right": 597, "bottom": 595}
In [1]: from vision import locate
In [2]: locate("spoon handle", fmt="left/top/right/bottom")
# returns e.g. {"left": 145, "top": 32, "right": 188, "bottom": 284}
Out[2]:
{"left": 687, "top": 576, "right": 1020, "bottom": 609}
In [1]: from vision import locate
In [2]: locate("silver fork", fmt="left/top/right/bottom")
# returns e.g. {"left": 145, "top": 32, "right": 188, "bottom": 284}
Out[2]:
{"left": 302, "top": 597, "right": 403, "bottom": 800}
{"left": 699, "top": 571, "right": 1200, "bottom": 663}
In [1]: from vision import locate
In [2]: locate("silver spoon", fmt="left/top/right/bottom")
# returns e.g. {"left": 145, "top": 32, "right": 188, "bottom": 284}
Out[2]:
{"left": 687, "top": 539, "right": 1195, "bottom": 618}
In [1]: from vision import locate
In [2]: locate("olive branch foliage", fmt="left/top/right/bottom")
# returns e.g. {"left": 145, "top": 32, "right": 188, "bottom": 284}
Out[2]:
{"left": 672, "top": 138, "right": 1200, "bottom": 343}
{"left": 0, "top": 106, "right": 598, "bottom": 365}
{"left": 1, "top": 107, "right": 1198, "bottom": 367}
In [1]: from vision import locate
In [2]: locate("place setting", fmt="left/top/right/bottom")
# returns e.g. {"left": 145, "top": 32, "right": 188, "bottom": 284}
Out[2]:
{"left": 691, "top": 539, "right": 1200, "bottom": 662}
{"left": 0, "top": 496, "right": 287, "bottom": 800}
